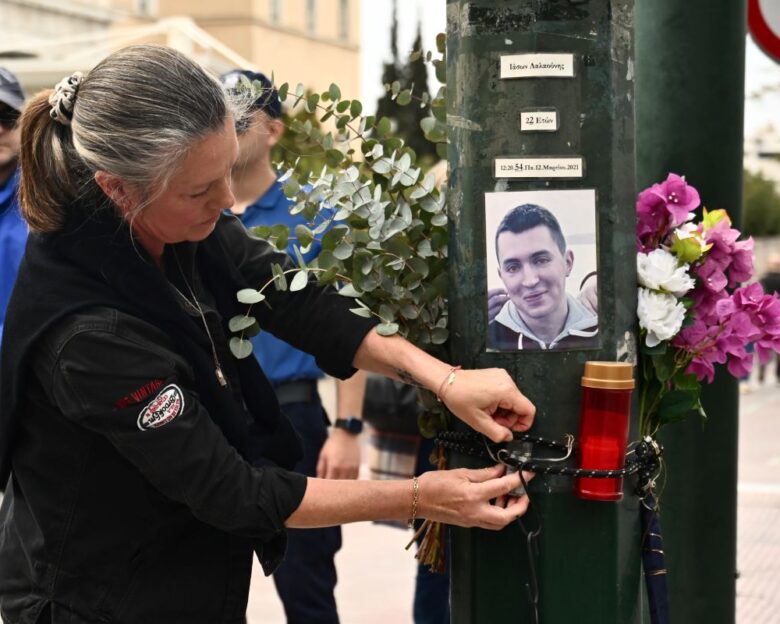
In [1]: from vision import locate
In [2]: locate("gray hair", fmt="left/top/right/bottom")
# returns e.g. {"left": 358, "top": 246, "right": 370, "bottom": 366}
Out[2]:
{"left": 19, "top": 44, "right": 249, "bottom": 232}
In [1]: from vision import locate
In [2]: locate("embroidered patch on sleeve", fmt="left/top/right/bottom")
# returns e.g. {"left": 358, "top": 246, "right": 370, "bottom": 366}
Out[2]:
{"left": 137, "top": 384, "right": 185, "bottom": 431}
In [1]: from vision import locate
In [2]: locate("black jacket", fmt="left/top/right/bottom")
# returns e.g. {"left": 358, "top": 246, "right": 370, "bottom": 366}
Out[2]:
{"left": 0, "top": 209, "right": 375, "bottom": 623}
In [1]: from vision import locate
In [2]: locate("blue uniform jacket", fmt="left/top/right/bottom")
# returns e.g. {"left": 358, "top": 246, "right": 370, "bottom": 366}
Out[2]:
{"left": 0, "top": 168, "right": 27, "bottom": 345}
{"left": 236, "top": 179, "right": 334, "bottom": 386}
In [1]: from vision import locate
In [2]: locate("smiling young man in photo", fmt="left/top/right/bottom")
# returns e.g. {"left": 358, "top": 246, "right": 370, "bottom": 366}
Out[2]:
{"left": 488, "top": 203, "right": 598, "bottom": 350}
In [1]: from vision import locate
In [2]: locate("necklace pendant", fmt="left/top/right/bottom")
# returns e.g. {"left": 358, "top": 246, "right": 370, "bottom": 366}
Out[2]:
{"left": 216, "top": 367, "right": 227, "bottom": 387}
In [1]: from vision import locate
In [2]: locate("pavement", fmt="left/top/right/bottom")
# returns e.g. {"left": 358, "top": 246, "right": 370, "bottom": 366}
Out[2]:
{"left": 736, "top": 379, "right": 780, "bottom": 624}
{"left": 246, "top": 376, "right": 780, "bottom": 624}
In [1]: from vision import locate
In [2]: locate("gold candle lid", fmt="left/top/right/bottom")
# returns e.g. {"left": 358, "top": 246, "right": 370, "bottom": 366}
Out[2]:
{"left": 581, "top": 361, "right": 635, "bottom": 390}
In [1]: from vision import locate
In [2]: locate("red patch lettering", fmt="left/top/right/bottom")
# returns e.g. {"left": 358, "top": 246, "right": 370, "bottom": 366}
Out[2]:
{"left": 115, "top": 379, "right": 164, "bottom": 409}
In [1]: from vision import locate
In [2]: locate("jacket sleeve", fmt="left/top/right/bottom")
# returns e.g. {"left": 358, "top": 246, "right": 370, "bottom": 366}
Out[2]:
{"left": 37, "top": 307, "right": 307, "bottom": 542}
{"left": 216, "top": 214, "right": 378, "bottom": 379}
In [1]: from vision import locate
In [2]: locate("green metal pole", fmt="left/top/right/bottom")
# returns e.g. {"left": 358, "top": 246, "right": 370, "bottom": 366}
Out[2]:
{"left": 635, "top": 2, "right": 746, "bottom": 623}
{"left": 447, "top": 2, "right": 640, "bottom": 622}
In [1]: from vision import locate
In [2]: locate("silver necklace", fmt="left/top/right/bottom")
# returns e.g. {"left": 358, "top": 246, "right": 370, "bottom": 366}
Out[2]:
{"left": 171, "top": 249, "right": 228, "bottom": 387}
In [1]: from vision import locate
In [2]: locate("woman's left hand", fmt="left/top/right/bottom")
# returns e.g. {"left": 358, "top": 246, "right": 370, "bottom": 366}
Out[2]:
{"left": 441, "top": 368, "right": 535, "bottom": 442}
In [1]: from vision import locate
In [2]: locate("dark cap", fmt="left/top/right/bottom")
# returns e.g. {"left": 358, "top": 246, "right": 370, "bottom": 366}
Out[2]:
{"left": 220, "top": 69, "right": 282, "bottom": 119}
{"left": 0, "top": 66, "right": 26, "bottom": 111}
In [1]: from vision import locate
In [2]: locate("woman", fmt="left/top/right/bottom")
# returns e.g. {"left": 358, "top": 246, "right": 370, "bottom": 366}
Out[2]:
{"left": 0, "top": 46, "right": 535, "bottom": 623}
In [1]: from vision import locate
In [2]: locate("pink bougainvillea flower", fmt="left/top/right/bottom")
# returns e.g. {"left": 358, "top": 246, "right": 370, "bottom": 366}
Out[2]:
{"left": 695, "top": 258, "right": 728, "bottom": 294}
{"left": 636, "top": 173, "right": 700, "bottom": 251}
{"left": 645, "top": 173, "right": 701, "bottom": 225}
{"left": 728, "top": 238, "right": 754, "bottom": 286}
{"left": 689, "top": 287, "right": 728, "bottom": 324}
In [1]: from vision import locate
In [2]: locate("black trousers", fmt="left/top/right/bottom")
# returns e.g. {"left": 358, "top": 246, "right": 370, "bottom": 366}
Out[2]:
{"left": 274, "top": 398, "right": 342, "bottom": 624}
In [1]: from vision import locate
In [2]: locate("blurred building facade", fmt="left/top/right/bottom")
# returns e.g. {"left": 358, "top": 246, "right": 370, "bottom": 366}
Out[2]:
{"left": 744, "top": 125, "right": 780, "bottom": 276}
{"left": 745, "top": 124, "right": 780, "bottom": 194}
{"left": 0, "top": 0, "right": 360, "bottom": 98}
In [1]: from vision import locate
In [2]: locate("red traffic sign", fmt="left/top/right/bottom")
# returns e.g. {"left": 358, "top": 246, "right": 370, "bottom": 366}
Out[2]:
{"left": 750, "top": 0, "right": 780, "bottom": 63}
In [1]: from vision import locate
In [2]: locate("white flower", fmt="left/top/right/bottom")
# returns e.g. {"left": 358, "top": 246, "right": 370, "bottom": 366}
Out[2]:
{"left": 637, "top": 249, "right": 695, "bottom": 297}
{"left": 637, "top": 288, "right": 687, "bottom": 347}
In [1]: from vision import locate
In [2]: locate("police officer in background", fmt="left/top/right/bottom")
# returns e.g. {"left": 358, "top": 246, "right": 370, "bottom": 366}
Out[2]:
{"left": 221, "top": 69, "right": 365, "bottom": 624}
{"left": 0, "top": 67, "right": 27, "bottom": 347}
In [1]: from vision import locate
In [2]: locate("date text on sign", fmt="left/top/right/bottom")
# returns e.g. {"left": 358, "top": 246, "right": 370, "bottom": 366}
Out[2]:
{"left": 494, "top": 157, "right": 584, "bottom": 179}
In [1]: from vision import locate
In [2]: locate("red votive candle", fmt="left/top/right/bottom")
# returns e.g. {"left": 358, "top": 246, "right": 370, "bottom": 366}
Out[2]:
{"left": 575, "top": 361, "right": 635, "bottom": 502}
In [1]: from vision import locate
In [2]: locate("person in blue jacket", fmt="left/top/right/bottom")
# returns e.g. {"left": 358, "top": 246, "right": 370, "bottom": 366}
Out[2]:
{"left": 221, "top": 70, "right": 366, "bottom": 624}
{"left": 0, "top": 66, "right": 27, "bottom": 346}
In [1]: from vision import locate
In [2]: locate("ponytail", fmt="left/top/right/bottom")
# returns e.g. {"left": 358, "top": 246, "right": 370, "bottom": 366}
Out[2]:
{"left": 18, "top": 90, "right": 96, "bottom": 232}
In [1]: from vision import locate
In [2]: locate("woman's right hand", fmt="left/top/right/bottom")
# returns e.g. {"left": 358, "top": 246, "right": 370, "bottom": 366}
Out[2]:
{"left": 417, "top": 464, "right": 534, "bottom": 530}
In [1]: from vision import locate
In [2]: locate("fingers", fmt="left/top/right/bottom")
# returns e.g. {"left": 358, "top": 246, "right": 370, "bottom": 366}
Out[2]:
{"left": 497, "top": 389, "right": 536, "bottom": 432}
{"left": 464, "top": 464, "right": 506, "bottom": 483}
{"left": 473, "top": 414, "right": 514, "bottom": 443}
{"left": 487, "top": 289, "right": 509, "bottom": 322}
{"left": 316, "top": 455, "right": 326, "bottom": 479}
{"left": 469, "top": 493, "right": 532, "bottom": 530}
{"left": 475, "top": 469, "right": 524, "bottom": 500}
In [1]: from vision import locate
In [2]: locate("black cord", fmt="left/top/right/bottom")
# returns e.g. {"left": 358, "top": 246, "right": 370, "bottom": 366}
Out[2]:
{"left": 435, "top": 431, "right": 662, "bottom": 486}
{"left": 516, "top": 467, "right": 541, "bottom": 624}
{"left": 434, "top": 431, "right": 664, "bottom": 623}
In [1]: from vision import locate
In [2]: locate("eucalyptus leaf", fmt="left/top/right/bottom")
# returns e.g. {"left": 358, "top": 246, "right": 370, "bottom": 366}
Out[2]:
{"left": 378, "top": 304, "right": 395, "bottom": 322}
{"left": 322, "top": 226, "right": 348, "bottom": 250}
{"left": 289, "top": 270, "right": 309, "bottom": 292}
{"left": 325, "top": 149, "right": 343, "bottom": 168}
{"left": 350, "top": 307, "right": 372, "bottom": 318}
{"left": 236, "top": 289, "right": 265, "bottom": 304}
{"left": 228, "top": 315, "right": 257, "bottom": 332}
{"left": 338, "top": 283, "right": 362, "bottom": 297}
{"left": 431, "top": 327, "right": 449, "bottom": 344}
{"left": 229, "top": 337, "right": 253, "bottom": 359}
{"left": 356, "top": 272, "right": 380, "bottom": 292}
{"left": 271, "top": 264, "right": 288, "bottom": 291}
{"left": 399, "top": 168, "right": 421, "bottom": 187}
{"left": 397, "top": 89, "right": 412, "bottom": 106}
{"left": 306, "top": 93, "right": 320, "bottom": 112}
{"left": 376, "top": 322, "right": 400, "bottom": 336}
{"left": 400, "top": 303, "right": 419, "bottom": 319}
{"left": 250, "top": 224, "right": 272, "bottom": 239}
{"left": 431, "top": 213, "right": 448, "bottom": 227}
{"left": 333, "top": 240, "right": 354, "bottom": 260}
{"left": 376, "top": 117, "right": 391, "bottom": 138}
{"left": 345, "top": 165, "right": 360, "bottom": 182}
{"left": 420, "top": 117, "right": 437, "bottom": 134}
{"left": 417, "top": 239, "right": 434, "bottom": 257}
{"left": 294, "top": 224, "right": 314, "bottom": 249}
{"left": 371, "top": 158, "right": 393, "bottom": 174}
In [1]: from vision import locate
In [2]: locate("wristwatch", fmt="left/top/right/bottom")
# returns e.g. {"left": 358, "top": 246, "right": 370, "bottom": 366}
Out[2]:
{"left": 334, "top": 417, "right": 363, "bottom": 435}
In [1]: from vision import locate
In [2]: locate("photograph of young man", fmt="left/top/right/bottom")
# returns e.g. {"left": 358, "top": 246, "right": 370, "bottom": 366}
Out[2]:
{"left": 488, "top": 203, "right": 598, "bottom": 350}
